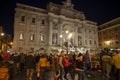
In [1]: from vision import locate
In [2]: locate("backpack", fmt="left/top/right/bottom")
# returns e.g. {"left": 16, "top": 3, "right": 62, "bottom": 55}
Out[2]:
{"left": 62, "top": 58, "right": 70, "bottom": 67}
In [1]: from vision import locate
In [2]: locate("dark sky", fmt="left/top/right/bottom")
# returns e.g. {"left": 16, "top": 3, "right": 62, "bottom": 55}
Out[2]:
{"left": 0, "top": 0, "right": 120, "bottom": 38}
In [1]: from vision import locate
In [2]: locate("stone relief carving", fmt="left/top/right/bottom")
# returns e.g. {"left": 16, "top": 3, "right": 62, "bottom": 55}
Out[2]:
{"left": 78, "top": 36, "right": 82, "bottom": 46}
{"left": 52, "top": 33, "right": 57, "bottom": 44}
{"left": 52, "top": 21, "right": 58, "bottom": 30}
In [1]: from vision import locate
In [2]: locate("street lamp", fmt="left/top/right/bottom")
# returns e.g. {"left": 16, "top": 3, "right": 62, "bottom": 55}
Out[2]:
{"left": 60, "top": 35, "right": 62, "bottom": 38}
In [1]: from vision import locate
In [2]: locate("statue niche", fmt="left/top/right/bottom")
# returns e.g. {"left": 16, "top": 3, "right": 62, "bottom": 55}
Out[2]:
{"left": 52, "top": 33, "right": 58, "bottom": 44}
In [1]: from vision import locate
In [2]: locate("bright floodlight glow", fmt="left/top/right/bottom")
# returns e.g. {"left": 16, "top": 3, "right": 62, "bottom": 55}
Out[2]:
{"left": 10, "top": 42, "right": 13, "bottom": 45}
{"left": 60, "top": 35, "right": 62, "bottom": 38}
{"left": 105, "top": 41, "right": 111, "bottom": 45}
{"left": 1, "top": 33, "right": 4, "bottom": 36}
{"left": 66, "top": 31, "right": 69, "bottom": 34}
{"left": 68, "top": 33, "right": 72, "bottom": 39}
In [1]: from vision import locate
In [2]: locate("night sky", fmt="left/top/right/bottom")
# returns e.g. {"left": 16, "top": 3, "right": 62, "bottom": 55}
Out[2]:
{"left": 0, "top": 0, "right": 120, "bottom": 38}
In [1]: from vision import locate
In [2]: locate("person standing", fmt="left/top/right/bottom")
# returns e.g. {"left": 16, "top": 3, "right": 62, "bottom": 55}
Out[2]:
{"left": 25, "top": 52, "right": 35, "bottom": 80}
{"left": 38, "top": 54, "right": 48, "bottom": 80}
{"left": 58, "top": 50, "right": 65, "bottom": 80}
{"left": 102, "top": 51, "right": 112, "bottom": 80}
{"left": 63, "top": 54, "right": 71, "bottom": 80}
{"left": 112, "top": 50, "right": 120, "bottom": 80}
{"left": 75, "top": 54, "right": 85, "bottom": 80}
{"left": 13, "top": 53, "right": 21, "bottom": 73}
{"left": 52, "top": 53, "right": 59, "bottom": 80}
{"left": 84, "top": 51, "right": 92, "bottom": 77}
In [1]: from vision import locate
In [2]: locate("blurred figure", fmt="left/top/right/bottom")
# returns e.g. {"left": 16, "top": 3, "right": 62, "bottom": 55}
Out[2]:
{"left": 25, "top": 52, "right": 35, "bottom": 80}
{"left": 58, "top": 50, "right": 65, "bottom": 80}
{"left": 102, "top": 51, "right": 112, "bottom": 80}
{"left": 75, "top": 54, "right": 85, "bottom": 80}
{"left": 13, "top": 52, "right": 21, "bottom": 73}
{"left": 52, "top": 53, "right": 59, "bottom": 80}
{"left": 63, "top": 54, "right": 71, "bottom": 80}
{"left": 38, "top": 54, "right": 48, "bottom": 80}
{"left": 112, "top": 50, "right": 120, "bottom": 80}
{"left": 84, "top": 51, "right": 92, "bottom": 77}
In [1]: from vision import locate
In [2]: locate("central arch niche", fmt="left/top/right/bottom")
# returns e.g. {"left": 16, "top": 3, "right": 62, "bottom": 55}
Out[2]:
{"left": 62, "top": 24, "right": 74, "bottom": 32}
{"left": 61, "top": 24, "right": 75, "bottom": 50}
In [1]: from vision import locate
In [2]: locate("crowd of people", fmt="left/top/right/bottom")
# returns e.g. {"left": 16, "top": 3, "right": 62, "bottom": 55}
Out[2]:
{"left": 0, "top": 48, "right": 120, "bottom": 80}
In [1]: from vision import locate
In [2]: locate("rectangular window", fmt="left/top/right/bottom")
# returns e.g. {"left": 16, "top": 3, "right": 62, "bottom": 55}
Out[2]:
{"left": 21, "top": 16, "right": 25, "bottom": 22}
{"left": 32, "top": 18, "right": 36, "bottom": 24}
{"left": 40, "top": 35, "right": 44, "bottom": 42}
{"left": 89, "top": 29, "right": 91, "bottom": 33}
{"left": 109, "top": 36, "right": 111, "bottom": 39}
{"left": 115, "top": 41, "right": 119, "bottom": 44}
{"left": 94, "top": 41, "right": 96, "bottom": 45}
{"left": 42, "top": 19, "right": 45, "bottom": 25}
{"left": 19, "top": 33, "right": 24, "bottom": 40}
{"left": 90, "top": 40, "right": 92, "bottom": 45}
{"left": 30, "top": 34, "right": 35, "bottom": 41}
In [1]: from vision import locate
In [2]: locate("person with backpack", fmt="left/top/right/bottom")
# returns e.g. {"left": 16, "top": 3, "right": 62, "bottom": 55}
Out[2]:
{"left": 63, "top": 54, "right": 71, "bottom": 80}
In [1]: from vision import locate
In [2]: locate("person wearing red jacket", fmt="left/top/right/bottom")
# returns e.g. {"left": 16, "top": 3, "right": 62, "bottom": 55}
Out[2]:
{"left": 63, "top": 54, "right": 71, "bottom": 80}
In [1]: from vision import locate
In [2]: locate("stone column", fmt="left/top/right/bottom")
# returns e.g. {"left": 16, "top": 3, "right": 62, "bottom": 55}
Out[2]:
{"left": 48, "top": 17, "right": 53, "bottom": 46}
{"left": 59, "top": 19, "right": 63, "bottom": 46}
{"left": 74, "top": 25, "right": 78, "bottom": 47}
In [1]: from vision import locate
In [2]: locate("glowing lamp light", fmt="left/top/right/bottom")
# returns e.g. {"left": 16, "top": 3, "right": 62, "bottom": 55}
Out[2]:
{"left": 1, "top": 32, "right": 4, "bottom": 36}
{"left": 66, "top": 31, "right": 69, "bottom": 34}
{"left": 10, "top": 42, "right": 13, "bottom": 45}
{"left": 68, "top": 33, "right": 72, "bottom": 39}
{"left": 60, "top": 35, "right": 62, "bottom": 38}
{"left": 105, "top": 41, "right": 111, "bottom": 45}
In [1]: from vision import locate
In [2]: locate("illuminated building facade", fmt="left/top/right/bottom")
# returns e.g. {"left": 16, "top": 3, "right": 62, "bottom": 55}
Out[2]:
{"left": 98, "top": 17, "right": 120, "bottom": 49}
{"left": 13, "top": 0, "right": 98, "bottom": 53}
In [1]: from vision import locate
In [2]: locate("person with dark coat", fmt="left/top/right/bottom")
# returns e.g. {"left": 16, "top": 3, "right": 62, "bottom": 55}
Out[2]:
{"left": 13, "top": 53, "right": 21, "bottom": 73}
{"left": 84, "top": 51, "right": 92, "bottom": 77}
{"left": 25, "top": 52, "right": 35, "bottom": 80}
{"left": 75, "top": 54, "right": 85, "bottom": 80}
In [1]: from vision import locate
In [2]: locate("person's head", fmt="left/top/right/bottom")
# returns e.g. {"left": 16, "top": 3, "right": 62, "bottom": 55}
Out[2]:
{"left": 65, "top": 54, "right": 69, "bottom": 58}
{"left": 53, "top": 53, "right": 58, "bottom": 58}
{"left": 78, "top": 55, "right": 83, "bottom": 61}
{"left": 78, "top": 53, "right": 82, "bottom": 57}
{"left": 60, "top": 50, "right": 65, "bottom": 56}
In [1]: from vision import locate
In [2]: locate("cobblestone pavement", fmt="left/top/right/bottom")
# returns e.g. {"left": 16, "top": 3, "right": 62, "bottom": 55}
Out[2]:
{"left": 11, "top": 70, "right": 115, "bottom": 80}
